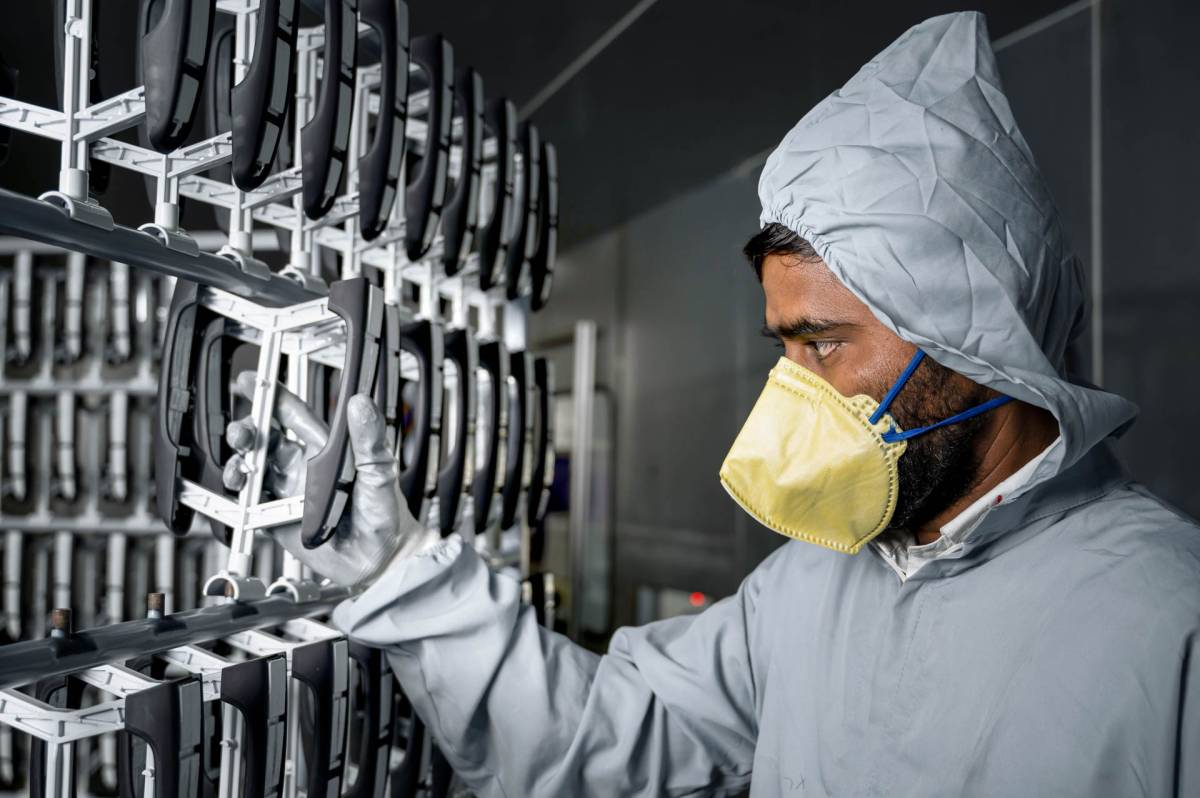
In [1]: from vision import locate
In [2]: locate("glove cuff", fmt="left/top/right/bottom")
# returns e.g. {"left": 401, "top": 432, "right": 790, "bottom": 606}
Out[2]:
{"left": 353, "top": 527, "right": 447, "bottom": 588}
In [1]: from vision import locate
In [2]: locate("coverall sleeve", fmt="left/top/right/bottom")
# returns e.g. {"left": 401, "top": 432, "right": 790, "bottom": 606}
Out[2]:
{"left": 332, "top": 533, "right": 765, "bottom": 797}
{"left": 1179, "top": 628, "right": 1200, "bottom": 795}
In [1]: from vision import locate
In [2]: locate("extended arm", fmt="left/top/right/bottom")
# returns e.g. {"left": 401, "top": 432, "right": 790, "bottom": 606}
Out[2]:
{"left": 336, "top": 536, "right": 762, "bottom": 797}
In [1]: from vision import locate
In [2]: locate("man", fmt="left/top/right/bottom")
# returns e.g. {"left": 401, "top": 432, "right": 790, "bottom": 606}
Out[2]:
{"left": 222, "top": 11, "right": 1200, "bottom": 796}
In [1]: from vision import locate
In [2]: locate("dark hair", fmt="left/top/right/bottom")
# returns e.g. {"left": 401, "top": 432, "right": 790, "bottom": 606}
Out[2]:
{"left": 742, "top": 222, "right": 819, "bottom": 280}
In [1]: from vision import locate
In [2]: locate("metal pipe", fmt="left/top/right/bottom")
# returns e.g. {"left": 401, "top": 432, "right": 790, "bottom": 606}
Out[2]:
{"left": 0, "top": 190, "right": 317, "bottom": 306}
{"left": 0, "top": 231, "right": 286, "bottom": 256}
{"left": 0, "top": 586, "right": 353, "bottom": 689}
{"left": 568, "top": 320, "right": 597, "bottom": 640}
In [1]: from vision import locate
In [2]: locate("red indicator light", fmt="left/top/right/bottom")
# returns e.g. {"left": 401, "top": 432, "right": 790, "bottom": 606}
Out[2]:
{"left": 689, "top": 592, "right": 706, "bottom": 607}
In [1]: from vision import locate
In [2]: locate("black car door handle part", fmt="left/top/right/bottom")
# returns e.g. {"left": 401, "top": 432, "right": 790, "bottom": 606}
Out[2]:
{"left": 231, "top": 0, "right": 299, "bottom": 191}
{"left": 503, "top": 123, "right": 541, "bottom": 301}
{"left": 154, "top": 280, "right": 231, "bottom": 539}
{"left": 302, "top": 278, "right": 386, "bottom": 549}
{"left": 221, "top": 655, "right": 289, "bottom": 798}
{"left": 404, "top": 34, "right": 453, "bottom": 262}
{"left": 292, "top": 639, "right": 351, "bottom": 798}
{"left": 529, "top": 141, "right": 558, "bottom": 312}
{"left": 122, "top": 677, "right": 205, "bottom": 798}
{"left": 437, "top": 328, "right": 476, "bottom": 536}
{"left": 140, "top": 0, "right": 215, "bottom": 152}
{"left": 476, "top": 98, "right": 516, "bottom": 292}
{"left": 472, "top": 340, "right": 507, "bottom": 535}
{"left": 527, "top": 356, "right": 555, "bottom": 527}
{"left": 301, "top": 0, "right": 358, "bottom": 220}
{"left": 344, "top": 642, "right": 395, "bottom": 798}
{"left": 440, "top": 67, "right": 483, "bottom": 276}
{"left": 357, "top": 0, "right": 410, "bottom": 241}
{"left": 499, "top": 350, "right": 531, "bottom": 529}
{"left": 397, "top": 318, "right": 441, "bottom": 520}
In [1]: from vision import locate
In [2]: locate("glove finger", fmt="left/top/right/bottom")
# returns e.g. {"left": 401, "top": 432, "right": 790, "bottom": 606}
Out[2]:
{"left": 225, "top": 417, "right": 256, "bottom": 454}
{"left": 232, "top": 371, "right": 329, "bottom": 450}
{"left": 347, "top": 395, "right": 398, "bottom": 486}
{"left": 222, "top": 453, "right": 247, "bottom": 491}
{"left": 267, "top": 439, "right": 307, "bottom": 498}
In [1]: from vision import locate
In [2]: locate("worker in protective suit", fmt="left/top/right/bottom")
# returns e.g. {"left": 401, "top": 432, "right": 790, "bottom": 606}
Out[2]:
{"left": 221, "top": 11, "right": 1200, "bottom": 796}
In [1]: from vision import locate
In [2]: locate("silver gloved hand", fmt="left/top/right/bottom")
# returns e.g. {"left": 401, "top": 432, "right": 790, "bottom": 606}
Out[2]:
{"left": 222, "top": 371, "right": 439, "bottom": 587}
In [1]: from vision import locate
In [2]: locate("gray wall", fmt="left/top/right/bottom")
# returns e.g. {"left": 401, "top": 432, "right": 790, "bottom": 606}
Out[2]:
{"left": 532, "top": 0, "right": 1200, "bottom": 628}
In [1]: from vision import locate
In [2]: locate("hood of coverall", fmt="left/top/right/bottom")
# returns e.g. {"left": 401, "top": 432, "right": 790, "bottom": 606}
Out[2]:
{"left": 757, "top": 11, "right": 1138, "bottom": 492}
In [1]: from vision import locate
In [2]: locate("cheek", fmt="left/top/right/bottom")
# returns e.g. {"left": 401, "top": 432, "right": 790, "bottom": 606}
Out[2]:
{"left": 806, "top": 346, "right": 898, "bottom": 401}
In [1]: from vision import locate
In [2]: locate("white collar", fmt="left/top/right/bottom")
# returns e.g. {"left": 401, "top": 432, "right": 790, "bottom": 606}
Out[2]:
{"left": 871, "top": 438, "right": 1060, "bottom": 581}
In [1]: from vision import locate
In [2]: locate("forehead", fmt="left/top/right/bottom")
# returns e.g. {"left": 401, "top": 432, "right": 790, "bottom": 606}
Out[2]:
{"left": 760, "top": 254, "right": 875, "bottom": 324}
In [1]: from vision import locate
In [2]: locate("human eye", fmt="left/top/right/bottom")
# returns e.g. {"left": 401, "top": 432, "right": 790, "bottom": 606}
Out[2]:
{"left": 808, "top": 340, "right": 842, "bottom": 360}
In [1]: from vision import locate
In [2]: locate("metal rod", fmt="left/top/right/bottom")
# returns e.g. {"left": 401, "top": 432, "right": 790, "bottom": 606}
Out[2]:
{"left": 568, "top": 320, "right": 597, "bottom": 639}
{"left": 0, "top": 231, "right": 286, "bottom": 256}
{"left": 0, "top": 190, "right": 317, "bottom": 306}
{"left": 0, "top": 586, "right": 353, "bottom": 690}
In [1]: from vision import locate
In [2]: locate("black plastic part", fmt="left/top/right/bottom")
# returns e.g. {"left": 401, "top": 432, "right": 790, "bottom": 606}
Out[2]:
{"left": 404, "top": 34, "right": 453, "bottom": 261}
{"left": 154, "top": 281, "right": 228, "bottom": 537}
{"left": 370, "top": 304, "right": 391, "bottom": 444}
{"left": 527, "top": 357, "right": 554, "bottom": 527}
{"left": 389, "top": 700, "right": 425, "bottom": 798}
{"left": 499, "top": 351, "right": 530, "bottom": 529}
{"left": 381, "top": 304, "right": 403, "bottom": 451}
{"left": 194, "top": 316, "right": 232, "bottom": 545}
{"left": 122, "top": 677, "right": 205, "bottom": 798}
{"left": 203, "top": 19, "right": 235, "bottom": 232}
{"left": 430, "top": 746, "right": 454, "bottom": 798}
{"left": 231, "top": 0, "right": 299, "bottom": 190}
{"left": 440, "top": 67, "right": 483, "bottom": 276}
{"left": 198, "top": 698, "right": 222, "bottom": 798}
{"left": 292, "top": 639, "right": 350, "bottom": 798}
{"left": 475, "top": 99, "right": 516, "bottom": 291}
{"left": 55, "top": 0, "right": 109, "bottom": 194}
{"left": 503, "top": 123, "right": 541, "bottom": 301}
{"left": 0, "top": 54, "right": 18, "bottom": 167}
{"left": 396, "top": 319, "right": 438, "bottom": 519}
{"left": 27, "top": 674, "right": 83, "bottom": 798}
{"left": 437, "top": 328, "right": 474, "bottom": 536}
{"left": 471, "top": 340, "right": 507, "bottom": 535}
{"left": 141, "top": 0, "right": 214, "bottom": 152}
{"left": 529, "top": 141, "right": 558, "bottom": 312}
{"left": 357, "top": 0, "right": 410, "bottom": 240}
{"left": 117, "top": 659, "right": 164, "bottom": 798}
{"left": 344, "top": 643, "right": 395, "bottom": 798}
{"left": 301, "top": 278, "right": 385, "bottom": 549}
{"left": 301, "top": 0, "right": 358, "bottom": 219}
{"left": 221, "top": 655, "right": 288, "bottom": 798}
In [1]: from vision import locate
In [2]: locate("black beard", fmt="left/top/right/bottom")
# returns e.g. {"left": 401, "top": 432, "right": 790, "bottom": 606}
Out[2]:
{"left": 882, "top": 357, "right": 989, "bottom": 533}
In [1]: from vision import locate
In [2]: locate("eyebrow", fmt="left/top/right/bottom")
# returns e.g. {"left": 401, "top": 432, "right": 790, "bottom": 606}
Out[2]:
{"left": 760, "top": 318, "right": 857, "bottom": 339}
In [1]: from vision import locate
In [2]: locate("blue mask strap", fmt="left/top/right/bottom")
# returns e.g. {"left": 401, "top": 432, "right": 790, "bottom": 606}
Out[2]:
{"left": 881, "top": 395, "right": 1012, "bottom": 443}
{"left": 866, "top": 349, "right": 1014, "bottom": 443}
{"left": 869, "top": 350, "right": 925, "bottom": 424}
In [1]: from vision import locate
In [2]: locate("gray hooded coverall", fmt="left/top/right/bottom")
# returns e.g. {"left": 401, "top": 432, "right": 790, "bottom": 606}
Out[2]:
{"left": 333, "top": 12, "right": 1200, "bottom": 797}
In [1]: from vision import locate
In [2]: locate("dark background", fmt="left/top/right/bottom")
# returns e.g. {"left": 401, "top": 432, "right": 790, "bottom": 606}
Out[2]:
{"left": 1, "top": 0, "right": 1195, "bottom": 629}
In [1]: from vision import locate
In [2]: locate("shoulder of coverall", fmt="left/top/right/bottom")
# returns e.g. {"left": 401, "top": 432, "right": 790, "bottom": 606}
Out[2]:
{"left": 908, "top": 440, "right": 1200, "bottom": 592}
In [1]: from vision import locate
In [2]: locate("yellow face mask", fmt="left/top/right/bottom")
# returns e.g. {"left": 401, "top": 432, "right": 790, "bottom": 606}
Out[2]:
{"left": 719, "top": 351, "right": 1010, "bottom": 554}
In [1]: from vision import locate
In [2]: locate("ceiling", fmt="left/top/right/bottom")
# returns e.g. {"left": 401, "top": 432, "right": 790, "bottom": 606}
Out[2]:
{"left": 0, "top": 0, "right": 1082, "bottom": 248}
